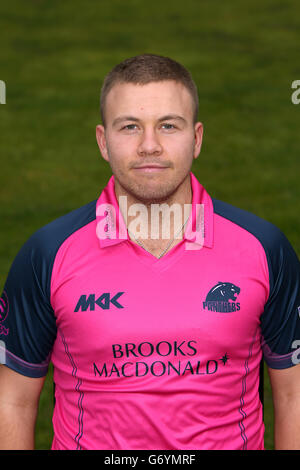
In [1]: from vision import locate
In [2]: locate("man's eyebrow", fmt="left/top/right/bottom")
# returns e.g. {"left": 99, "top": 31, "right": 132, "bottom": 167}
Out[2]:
{"left": 158, "top": 114, "right": 187, "bottom": 124}
{"left": 112, "top": 114, "right": 187, "bottom": 127}
{"left": 112, "top": 116, "right": 140, "bottom": 127}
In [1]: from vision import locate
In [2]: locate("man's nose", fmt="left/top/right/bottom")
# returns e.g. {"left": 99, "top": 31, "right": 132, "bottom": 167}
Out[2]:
{"left": 137, "top": 128, "right": 163, "bottom": 155}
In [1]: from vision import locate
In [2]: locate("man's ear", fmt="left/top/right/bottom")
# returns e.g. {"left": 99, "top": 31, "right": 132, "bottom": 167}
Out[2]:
{"left": 96, "top": 125, "right": 109, "bottom": 162}
{"left": 193, "top": 122, "right": 203, "bottom": 160}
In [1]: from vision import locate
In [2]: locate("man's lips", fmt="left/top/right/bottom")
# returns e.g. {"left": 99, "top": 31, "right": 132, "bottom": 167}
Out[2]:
{"left": 132, "top": 164, "right": 169, "bottom": 172}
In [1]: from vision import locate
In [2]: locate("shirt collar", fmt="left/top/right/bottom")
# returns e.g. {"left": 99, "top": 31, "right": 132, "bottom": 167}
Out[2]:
{"left": 96, "top": 171, "right": 214, "bottom": 249}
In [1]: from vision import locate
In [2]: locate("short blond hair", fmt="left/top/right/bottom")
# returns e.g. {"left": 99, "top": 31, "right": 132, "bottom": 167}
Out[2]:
{"left": 100, "top": 53, "right": 199, "bottom": 126}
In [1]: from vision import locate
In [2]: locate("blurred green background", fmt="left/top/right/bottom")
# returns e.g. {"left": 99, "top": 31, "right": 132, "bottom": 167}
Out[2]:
{"left": 1, "top": 0, "right": 300, "bottom": 450}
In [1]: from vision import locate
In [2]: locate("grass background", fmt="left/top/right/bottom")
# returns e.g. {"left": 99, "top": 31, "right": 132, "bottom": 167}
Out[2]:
{"left": 1, "top": 0, "right": 300, "bottom": 450}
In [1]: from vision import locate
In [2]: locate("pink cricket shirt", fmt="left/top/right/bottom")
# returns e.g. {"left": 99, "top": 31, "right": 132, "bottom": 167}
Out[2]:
{"left": 1, "top": 172, "right": 300, "bottom": 450}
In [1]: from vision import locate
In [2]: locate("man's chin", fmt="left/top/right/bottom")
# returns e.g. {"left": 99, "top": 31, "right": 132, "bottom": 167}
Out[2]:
{"left": 128, "top": 190, "right": 175, "bottom": 205}
{"left": 114, "top": 170, "right": 189, "bottom": 205}
{"left": 127, "top": 186, "right": 178, "bottom": 205}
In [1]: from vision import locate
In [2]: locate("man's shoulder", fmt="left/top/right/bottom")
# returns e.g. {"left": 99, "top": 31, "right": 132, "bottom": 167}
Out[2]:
{"left": 212, "top": 197, "right": 286, "bottom": 253}
{"left": 19, "top": 199, "right": 97, "bottom": 261}
{"left": 37, "top": 199, "right": 97, "bottom": 237}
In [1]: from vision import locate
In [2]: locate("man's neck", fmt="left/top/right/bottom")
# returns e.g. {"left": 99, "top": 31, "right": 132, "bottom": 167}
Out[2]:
{"left": 114, "top": 178, "right": 193, "bottom": 257}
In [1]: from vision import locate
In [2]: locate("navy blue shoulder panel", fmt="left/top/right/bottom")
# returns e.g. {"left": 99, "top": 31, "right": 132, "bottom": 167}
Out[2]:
{"left": 212, "top": 197, "right": 283, "bottom": 248}
{"left": 0, "top": 200, "right": 97, "bottom": 377}
{"left": 212, "top": 198, "right": 300, "bottom": 369}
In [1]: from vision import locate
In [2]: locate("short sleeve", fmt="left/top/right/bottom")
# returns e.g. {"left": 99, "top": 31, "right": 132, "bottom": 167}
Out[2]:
{"left": 261, "top": 230, "right": 300, "bottom": 369}
{"left": 0, "top": 230, "right": 57, "bottom": 378}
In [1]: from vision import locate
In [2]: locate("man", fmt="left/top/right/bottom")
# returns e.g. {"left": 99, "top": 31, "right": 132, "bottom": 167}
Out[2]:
{"left": 0, "top": 54, "right": 300, "bottom": 450}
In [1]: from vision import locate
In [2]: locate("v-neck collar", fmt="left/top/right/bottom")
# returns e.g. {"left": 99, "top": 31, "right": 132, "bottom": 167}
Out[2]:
{"left": 95, "top": 171, "right": 214, "bottom": 270}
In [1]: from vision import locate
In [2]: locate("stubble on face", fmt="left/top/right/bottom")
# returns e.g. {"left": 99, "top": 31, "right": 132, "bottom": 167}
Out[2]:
{"left": 108, "top": 149, "right": 194, "bottom": 206}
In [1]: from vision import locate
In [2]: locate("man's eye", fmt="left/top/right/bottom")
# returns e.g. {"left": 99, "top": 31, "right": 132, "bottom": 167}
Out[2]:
{"left": 122, "top": 124, "right": 137, "bottom": 131}
{"left": 162, "top": 123, "right": 175, "bottom": 130}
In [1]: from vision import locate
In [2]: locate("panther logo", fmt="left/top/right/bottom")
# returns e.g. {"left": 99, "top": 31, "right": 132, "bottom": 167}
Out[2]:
{"left": 203, "top": 282, "right": 241, "bottom": 313}
{"left": 206, "top": 282, "right": 240, "bottom": 302}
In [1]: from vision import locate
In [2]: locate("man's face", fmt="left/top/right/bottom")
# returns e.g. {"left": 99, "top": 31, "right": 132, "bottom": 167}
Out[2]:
{"left": 96, "top": 80, "right": 203, "bottom": 204}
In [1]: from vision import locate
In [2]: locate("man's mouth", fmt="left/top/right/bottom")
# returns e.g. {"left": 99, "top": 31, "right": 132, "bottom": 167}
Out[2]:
{"left": 132, "top": 164, "right": 169, "bottom": 172}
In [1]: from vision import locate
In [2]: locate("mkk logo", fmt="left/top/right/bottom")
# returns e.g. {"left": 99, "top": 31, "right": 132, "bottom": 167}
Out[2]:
{"left": 74, "top": 292, "right": 124, "bottom": 312}
{"left": 203, "top": 282, "right": 241, "bottom": 313}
